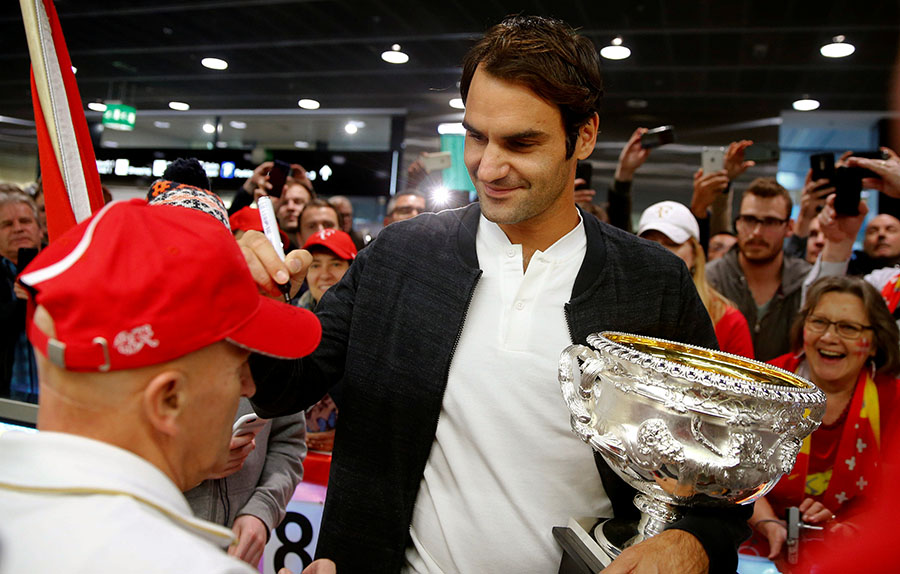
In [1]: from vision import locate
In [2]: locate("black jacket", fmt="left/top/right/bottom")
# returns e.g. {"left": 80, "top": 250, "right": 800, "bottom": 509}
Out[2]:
{"left": 251, "top": 203, "right": 751, "bottom": 573}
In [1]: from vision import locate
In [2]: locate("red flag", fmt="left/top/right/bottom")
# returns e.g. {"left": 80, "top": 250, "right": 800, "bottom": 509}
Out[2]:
{"left": 20, "top": 0, "right": 104, "bottom": 241}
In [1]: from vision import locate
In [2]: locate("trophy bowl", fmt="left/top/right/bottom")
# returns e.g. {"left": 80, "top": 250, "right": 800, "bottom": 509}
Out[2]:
{"left": 559, "top": 332, "right": 826, "bottom": 560}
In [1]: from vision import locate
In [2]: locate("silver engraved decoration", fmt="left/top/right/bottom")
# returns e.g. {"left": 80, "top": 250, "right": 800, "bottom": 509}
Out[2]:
{"left": 559, "top": 332, "right": 826, "bottom": 557}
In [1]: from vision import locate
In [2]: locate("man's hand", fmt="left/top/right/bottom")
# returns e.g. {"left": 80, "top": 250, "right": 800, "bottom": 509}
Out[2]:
{"left": 848, "top": 147, "right": 900, "bottom": 198}
{"left": 243, "top": 161, "right": 274, "bottom": 195}
{"left": 724, "top": 140, "right": 755, "bottom": 180}
{"left": 795, "top": 169, "right": 835, "bottom": 237}
{"left": 818, "top": 193, "right": 869, "bottom": 262}
{"left": 798, "top": 497, "right": 834, "bottom": 525}
{"left": 574, "top": 180, "right": 597, "bottom": 205}
{"left": 690, "top": 168, "right": 729, "bottom": 219}
{"left": 207, "top": 433, "right": 256, "bottom": 479}
{"left": 239, "top": 230, "right": 312, "bottom": 299}
{"left": 603, "top": 529, "right": 708, "bottom": 574}
{"left": 756, "top": 519, "right": 788, "bottom": 559}
{"left": 615, "top": 127, "right": 651, "bottom": 182}
{"left": 229, "top": 514, "right": 269, "bottom": 566}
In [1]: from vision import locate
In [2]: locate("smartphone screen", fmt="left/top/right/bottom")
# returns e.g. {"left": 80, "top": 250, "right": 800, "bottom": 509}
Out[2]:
{"left": 833, "top": 167, "right": 862, "bottom": 216}
{"left": 267, "top": 160, "right": 292, "bottom": 198}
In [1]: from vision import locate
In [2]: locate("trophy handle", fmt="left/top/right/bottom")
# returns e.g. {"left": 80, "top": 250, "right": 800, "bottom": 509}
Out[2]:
{"left": 560, "top": 344, "right": 628, "bottom": 465}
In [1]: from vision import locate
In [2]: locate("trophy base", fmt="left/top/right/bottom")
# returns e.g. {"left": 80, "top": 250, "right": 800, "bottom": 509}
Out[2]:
{"left": 554, "top": 517, "right": 624, "bottom": 573}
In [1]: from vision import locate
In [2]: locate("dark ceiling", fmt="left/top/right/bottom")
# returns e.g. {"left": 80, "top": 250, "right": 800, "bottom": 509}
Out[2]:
{"left": 1, "top": 1, "right": 898, "bottom": 160}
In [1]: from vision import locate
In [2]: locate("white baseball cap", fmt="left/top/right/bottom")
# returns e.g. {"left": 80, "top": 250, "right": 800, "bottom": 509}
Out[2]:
{"left": 637, "top": 201, "right": 700, "bottom": 244}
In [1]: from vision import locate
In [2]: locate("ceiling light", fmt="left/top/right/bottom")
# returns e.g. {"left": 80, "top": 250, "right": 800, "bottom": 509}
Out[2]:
{"left": 344, "top": 122, "right": 358, "bottom": 135}
{"left": 820, "top": 35, "right": 855, "bottom": 58}
{"left": 153, "top": 121, "right": 171, "bottom": 129}
{"left": 229, "top": 120, "right": 246, "bottom": 129}
{"left": 792, "top": 97, "right": 820, "bottom": 111}
{"left": 294, "top": 140, "right": 310, "bottom": 148}
{"left": 202, "top": 123, "right": 216, "bottom": 134}
{"left": 449, "top": 98, "right": 465, "bottom": 110}
{"left": 87, "top": 102, "right": 107, "bottom": 112}
{"left": 626, "top": 99, "right": 648, "bottom": 109}
{"left": 600, "top": 37, "right": 631, "bottom": 60}
{"left": 298, "top": 98, "right": 320, "bottom": 110}
{"left": 215, "top": 141, "right": 228, "bottom": 148}
{"left": 381, "top": 44, "right": 409, "bottom": 64}
{"left": 201, "top": 57, "right": 228, "bottom": 70}
{"left": 437, "top": 122, "right": 465, "bottom": 135}
{"left": 169, "top": 101, "right": 190, "bottom": 111}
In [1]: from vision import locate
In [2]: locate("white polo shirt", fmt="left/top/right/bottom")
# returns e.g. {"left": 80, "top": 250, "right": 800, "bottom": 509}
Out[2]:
{"left": 0, "top": 431, "right": 255, "bottom": 574}
{"left": 405, "top": 214, "right": 612, "bottom": 573}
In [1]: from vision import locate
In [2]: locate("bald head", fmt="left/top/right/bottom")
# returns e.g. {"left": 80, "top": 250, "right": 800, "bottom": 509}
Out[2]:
{"left": 863, "top": 214, "right": 900, "bottom": 259}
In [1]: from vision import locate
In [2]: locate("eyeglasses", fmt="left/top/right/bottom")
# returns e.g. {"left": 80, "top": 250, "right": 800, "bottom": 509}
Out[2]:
{"left": 735, "top": 215, "right": 789, "bottom": 229}
{"left": 805, "top": 315, "right": 873, "bottom": 339}
{"left": 392, "top": 205, "right": 422, "bottom": 216}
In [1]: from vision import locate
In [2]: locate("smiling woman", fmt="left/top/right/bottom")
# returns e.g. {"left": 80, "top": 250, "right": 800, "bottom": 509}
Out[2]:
{"left": 742, "top": 275, "right": 900, "bottom": 570}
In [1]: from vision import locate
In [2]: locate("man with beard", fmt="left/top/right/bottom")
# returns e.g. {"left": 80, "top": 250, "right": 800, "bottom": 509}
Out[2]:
{"left": 707, "top": 178, "right": 811, "bottom": 360}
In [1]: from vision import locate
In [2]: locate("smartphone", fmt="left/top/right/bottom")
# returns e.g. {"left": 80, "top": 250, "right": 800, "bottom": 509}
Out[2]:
{"left": 744, "top": 143, "right": 780, "bottom": 163}
{"left": 267, "top": 159, "right": 292, "bottom": 198}
{"left": 810, "top": 152, "right": 835, "bottom": 183}
{"left": 850, "top": 150, "right": 887, "bottom": 180}
{"left": 232, "top": 413, "right": 269, "bottom": 438}
{"left": 833, "top": 166, "right": 862, "bottom": 216}
{"left": 420, "top": 151, "right": 452, "bottom": 173}
{"left": 701, "top": 147, "right": 725, "bottom": 173}
{"left": 640, "top": 125, "right": 675, "bottom": 149}
{"left": 575, "top": 162, "right": 593, "bottom": 190}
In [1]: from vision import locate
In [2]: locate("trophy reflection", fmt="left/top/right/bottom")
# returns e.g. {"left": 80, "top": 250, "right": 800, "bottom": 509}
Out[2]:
{"left": 555, "top": 332, "right": 826, "bottom": 569}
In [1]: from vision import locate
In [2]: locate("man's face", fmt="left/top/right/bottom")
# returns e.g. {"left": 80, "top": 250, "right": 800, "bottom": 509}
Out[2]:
{"left": 863, "top": 214, "right": 900, "bottom": 259}
{"left": 735, "top": 194, "right": 792, "bottom": 263}
{"left": 463, "top": 66, "right": 595, "bottom": 232}
{"left": 387, "top": 195, "right": 426, "bottom": 224}
{"left": 708, "top": 233, "right": 737, "bottom": 261}
{"left": 806, "top": 217, "right": 825, "bottom": 264}
{"left": 0, "top": 203, "right": 41, "bottom": 264}
{"left": 307, "top": 251, "right": 351, "bottom": 303}
{"left": 275, "top": 184, "right": 311, "bottom": 232}
{"left": 299, "top": 206, "right": 339, "bottom": 245}
{"left": 182, "top": 342, "right": 254, "bottom": 485}
{"left": 332, "top": 198, "right": 353, "bottom": 232}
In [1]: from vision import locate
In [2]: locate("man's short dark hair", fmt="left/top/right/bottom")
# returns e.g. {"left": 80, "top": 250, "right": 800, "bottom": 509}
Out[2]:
{"left": 743, "top": 177, "right": 793, "bottom": 217}
{"left": 386, "top": 190, "right": 425, "bottom": 216}
{"left": 460, "top": 15, "right": 604, "bottom": 159}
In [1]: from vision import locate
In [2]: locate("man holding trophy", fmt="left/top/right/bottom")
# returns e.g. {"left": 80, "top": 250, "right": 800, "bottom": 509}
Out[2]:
{"left": 242, "top": 15, "right": 765, "bottom": 574}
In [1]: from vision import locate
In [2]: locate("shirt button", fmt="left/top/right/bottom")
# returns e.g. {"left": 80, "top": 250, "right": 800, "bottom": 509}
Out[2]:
{"left": 515, "top": 301, "right": 525, "bottom": 310}
{"left": 507, "top": 249, "right": 516, "bottom": 258}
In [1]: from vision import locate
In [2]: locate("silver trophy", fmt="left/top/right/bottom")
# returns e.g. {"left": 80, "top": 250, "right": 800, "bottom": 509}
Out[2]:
{"left": 555, "top": 332, "right": 826, "bottom": 567}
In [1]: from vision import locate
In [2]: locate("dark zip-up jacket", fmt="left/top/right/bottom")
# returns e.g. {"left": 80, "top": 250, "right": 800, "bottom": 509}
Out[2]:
{"left": 250, "top": 203, "right": 751, "bottom": 573}
{"left": 706, "top": 247, "right": 811, "bottom": 362}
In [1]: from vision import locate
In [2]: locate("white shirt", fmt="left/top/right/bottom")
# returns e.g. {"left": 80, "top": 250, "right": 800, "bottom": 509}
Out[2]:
{"left": 405, "top": 214, "right": 612, "bottom": 573}
{"left": 0, "top": 431, "right": 255, "bottom": 574}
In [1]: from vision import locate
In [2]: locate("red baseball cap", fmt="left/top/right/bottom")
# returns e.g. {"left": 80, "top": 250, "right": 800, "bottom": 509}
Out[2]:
{"left": 301, "top": 228, "right": 357, "bottom": 261}
{"left": 229, "top": 206, "right": 291, "bottom": 250}
{"left": 19, "top": 199, "right": 321, "bottom": 372}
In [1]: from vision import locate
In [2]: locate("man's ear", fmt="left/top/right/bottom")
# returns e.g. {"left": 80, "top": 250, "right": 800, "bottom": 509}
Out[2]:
{"left": 785, "top": 218, "right": 795, "bottom": 239}
{"left": 575, "top": 113, "right": 600, "bottom": 161}
{"left": 142, "top": 370, "right": 186, "bottom": 437}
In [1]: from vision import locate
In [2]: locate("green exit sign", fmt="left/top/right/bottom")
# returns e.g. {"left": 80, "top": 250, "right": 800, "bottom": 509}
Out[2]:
{"left": 102, "top": 104, "right": 136, "bottom": 131}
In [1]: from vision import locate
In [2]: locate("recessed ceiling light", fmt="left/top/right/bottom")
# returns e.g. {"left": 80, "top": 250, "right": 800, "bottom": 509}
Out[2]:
{"left": 345, "top": 122, "right": 359, "bottom": 135}
{"left": 294, "top": 140, "right": 310, "bottom": 148}
{"left": 600, "top": 37, "right": 631, "bottom": 60}
{"left": 792, "top": 97, "right": 820, "bottom": 111}
{"left": 169, "top": 101, "right": 190, "bottom": 111}
{"left": 202, "top": 123, "right": 216, "bottom": 134}
{"left": 201, "top": 57, "right": 228, "bottom": 70}
{"left": 381, "top": 44, "right": 409, "bottom": 64}
{"left": 449, "top": 98, "right": 465, "bottom": 110}
{"left": 153, "top": 121, "right": 171, "bottom": 129}
{"left": 298, "top": 98, "right": 320, "bottom": 110}
{"left": 229, "top": 120, "right": 246, "bottom": 129}
{"left": 87, "top": 102, "right": 107, "bottom": 112}
{"left": 820, "top": 35, "right": 855, "bottom": 58}
{"left": 626, "top": 99, "right": 648, "bottom": 109}
{"left": 438, "top": 122, "right": 466, "bottom": 135}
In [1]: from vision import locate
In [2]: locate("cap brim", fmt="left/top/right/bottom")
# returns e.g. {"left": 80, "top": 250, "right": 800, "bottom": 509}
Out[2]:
{"left": 639, "top": 222, "right": 692, "bottom": 244}
{"left": 227, "top": 296, "right": 322, "bottom": 359}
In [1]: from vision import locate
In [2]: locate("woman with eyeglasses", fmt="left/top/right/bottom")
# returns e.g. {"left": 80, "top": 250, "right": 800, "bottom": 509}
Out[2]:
{"left": 743, "top": 275, "right": 900, "bottom": 571}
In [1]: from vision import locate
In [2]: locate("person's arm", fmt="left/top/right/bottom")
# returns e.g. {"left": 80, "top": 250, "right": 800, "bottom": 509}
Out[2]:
{"left": 795, "top": 170, "right": 834, "bottom": 239}
{"left": 847, "top": 147, "right": 900, "bottom": 196}
{"left": 707, "top": 140, "right": 756, "bottom": 236}
{"left": 230, "top": 413, "right": 307, "bottom": 565}
{"left": 228, "top": 162, "right": 273, "bottom": 215}
{"left": 605, "top": 128, "right": 651, "bottom": 233}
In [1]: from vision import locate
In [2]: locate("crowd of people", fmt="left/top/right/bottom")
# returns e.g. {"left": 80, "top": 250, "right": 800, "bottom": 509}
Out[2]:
{"left": 1, "top": 12, "right": 900, "bottom": 574}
